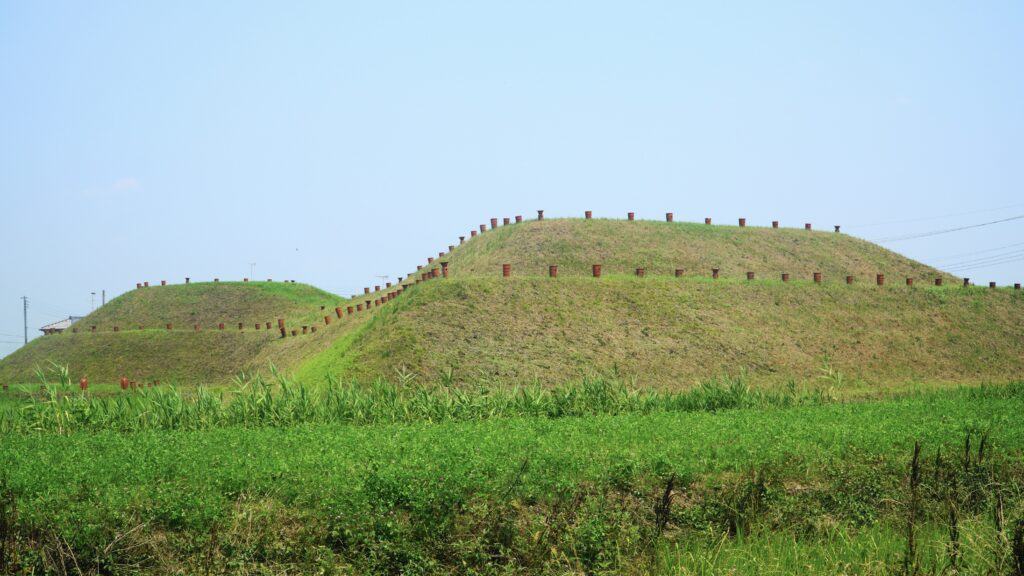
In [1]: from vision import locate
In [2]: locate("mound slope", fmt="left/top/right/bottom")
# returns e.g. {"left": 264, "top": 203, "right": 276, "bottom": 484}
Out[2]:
{"left": 300, "top": 277, "right": 1024, "bottom": 389}
{"left": 443, "top": 219, "right": 957, "bottom": 282}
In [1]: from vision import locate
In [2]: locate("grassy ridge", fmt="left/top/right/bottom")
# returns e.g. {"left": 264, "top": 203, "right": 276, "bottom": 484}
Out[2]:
{"left": 2, "top": 384, "right": 1022, "bottom": 574}
{"left": 445, "top": 219, "right": 958, "bottom": 281}
{"left": 304, "top": 277, "right": 1024, "bottom": 388}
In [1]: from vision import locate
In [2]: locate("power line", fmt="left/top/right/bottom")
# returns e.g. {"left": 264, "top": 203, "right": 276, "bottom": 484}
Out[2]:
{"left": 927, "top": 240, "right": 1024, "bottom": 263}
{"left": 871, "top": 214, "right": 1024, "bottom": 243}
{"left": 944, "top": 253, "right": 1024, "bottom": 273}
{"left": 847, "top": 202, "right": 1024, "bottom": 230}
{"left": 941, "top": 248, "right": 1024, "bottom": 270}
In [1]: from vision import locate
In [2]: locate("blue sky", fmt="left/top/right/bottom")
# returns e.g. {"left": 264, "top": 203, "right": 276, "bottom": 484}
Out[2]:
{"left": 1, "top": 1, "right": 1022, "bottom": 357}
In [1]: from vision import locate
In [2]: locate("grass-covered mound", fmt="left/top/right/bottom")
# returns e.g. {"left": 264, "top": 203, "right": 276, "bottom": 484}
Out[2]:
{"left": 443, "top": 218, "right": 958, "bottom": 281}
{"left": 300, "top": 277, "right": 1024, "bottom": 388}
{"left": 0, "top": 282, "right": 374, "bottom": 385}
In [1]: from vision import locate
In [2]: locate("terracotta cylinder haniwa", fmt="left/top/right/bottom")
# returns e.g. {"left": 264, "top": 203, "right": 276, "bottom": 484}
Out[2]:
{"left": 503, "top": 217, "right": 510, "bottom": 226}
{"left": 990, "top": 282, "right": 997, "bottom": 289}
{"left": 91, "top": 326, "right": 96, "bottom": 332}
{"left": 324, "top": 316, "right": 331, "bottom": 325}
{"left": 675, "top": 269, "right": 684, "bottom": 278}
{"left": 628, "top": 212, "right": 635, "bottom": 221}
{"left": 302, "top": 326, "right": 308, "bottom": 334}
{"left": 963, "top": 278, "right": 970, "bottom": 287}
{"left": 502, "top": 264, "right": 511, "bottom": 277}
{"left": 335, "top": 307, "right": 343, "bottom": 318}
{"left": 712, "top": 268, "right": 720, "bottom": 279}
{"left": 877, "top": 274, "right": 885, "bottom": 286}
{"left": 427, "top": 257, "right": 433, "bottom": 264}
{"left": 490, "top": 218, "right": 498, "bottom": 228}
{"left": 1015, "top": 283, "right": 1021, "bottom": 290}
{"left": 480, "top": 224, "right": 487, "bottom": 232}
{"left": 291, "top": 329, "right": 298, "bottom": 337}
{"left": 144, "top": 282, "right": 149, "bottom": 287}
{"left": 805, "top": 223, "right": 812, "bottom": 231}
{"left": 194, "top": 324, "right": 200, "bottom": 331}
{"left": 113, "top": 326, "right": 119, "bottom": 332}
{"left": 772, "top": 221, "right": 779, "bottom": 229}
{"left": 166, "top": 323, "right": 172, "bottom": 331}
{"left": 636, "top": 268, "right": 646, "bottom": 277}
{"left": 935, "top": 278, "right": 943, "bottom": 286}
{"left": 705, "top": 217, "right": 712, "bottom": 225}
{"left": 347, "top": 306, "right": 354, "bottom": 314}
{"left": 549, "top": 265, "right": 558, "bottom": 278}
{"left": 442, "top": 266, "right": 449, "bottom": 278}
{"left": 907, "top": 278, "right": 914, "bottom": 287}
{"left": 470, "top": 230, "right": 477, "bottom": 237}
{"left": 515, "top": 215, "right": 523, "bottom": 223}
{"left": 834, "top": 225, "right": 841, "bottom": 233}
{"left": 255, "top": 323, "right": 261, "bottom": 330}
{"left": 666, "top": 212, "right": 673, "bottom": 222}
{"left": 185, "top": 277, "right": 190, "bottom": 284}
{"left": 238, "top": 322, "right": 243, "bottom": 331}
{"left": 365, "top": 300, "right": 371, "bottom": 309}
{"left": 585, "top": 211, "right": 592, "bottom": 219}
{"left": 814, "top": 272, "right": 822, "bottom": 284}
{"left": 374, "top": 299, "right": 381, "bottom": 307}
{"left": 136, "top": 283, "right": 142, "bottom": 289}
{"left": 214, "top": 278, "right": 219, "bottom": 282}
{"left": 266, "top": 322, "right": 271, "bottom": 330}
{"left": 161, "top": 280, "right": 167, "bottom": 286}
{"left": 280, "top": 327, "right": 287, "bottom": 338}
{"left": 243, "top": 278, "right": 249, "bottom": 282}
{"left": 218, "top": 323, "right": 225, "bottom": 330}
{"left": 739, "top": 218, "right": 746, "bottom": 227}
{"left": 746, "top": 271, "right": 754, "bottom": 280}
{"left": 79, "top": 378, "right": 88, "bottom": 391}
{"left": 364, "top": 287, "right": 370, "bottom": 295}
{"left": 537, "top": 210, "right": 544, "bottom": 220}
{"left": 459, "top": 236, "right": 465, "bottom": 244}
{"left": 782, "top": 273, "right": 791, "bottom": 282}
{"left": 592, "top": 264, "right": 602, "bottom": 278}
{"left": 120, "top": 377, "right": 128, "bottom": 390}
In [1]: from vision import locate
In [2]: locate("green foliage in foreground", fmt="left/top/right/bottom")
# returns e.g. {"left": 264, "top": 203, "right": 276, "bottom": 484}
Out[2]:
{"left": 1, "top": 384, "right": 1024, "bottom": 574}
{"left": 0, "top": 371, "right": 834, "bottom": 433}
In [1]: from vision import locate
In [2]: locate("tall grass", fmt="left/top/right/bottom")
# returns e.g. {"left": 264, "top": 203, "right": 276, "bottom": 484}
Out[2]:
{"left": 1, "top": 367, "right": 834, "bottom": 433}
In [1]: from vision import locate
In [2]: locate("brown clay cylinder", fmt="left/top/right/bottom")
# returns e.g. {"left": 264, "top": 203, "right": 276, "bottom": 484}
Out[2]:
{"left": 79, "top": 378, "right": 88, "bottom": 391}
{"left": 990, "top": 282, "right": 997, "bottom": 289}
{"left": 490, "top": 218, "right": 498, "bottom": 228}
{"left": 636, "top": 268, "right": 646, "bottom": 277}
{"left": 537, "top": 210, "right": 544, "bottom": 220}
{"left": 906, "top": 278, "right": 914, "bottom": 286}
{"left": 834, "top": 225, "right": 841, "bottom": 233}
{"left": 503, "top": 217, "right": 510, "bottom": 226}
{"left": 1015, "top": 283, "right": 1020, "bottom": 290}
{"left": 214, "top": 278, "right": 219, "bottom": 282}
{"left": 161, "top": 280, "right": 167, "bottom": 286}
{"left": 113, "top": 326, "right": 119, "bottom": 332}
{"left": 291, "top": 329, "right": 298, "bottom": 336}
{"left": 459, "top": 236, "right": 465, "bottom": 244}
{"left": 585, "top": 211, "right": 592, "bottom": 219}
{"left": 324, "top": 316, "right": 331, "bottom": 325}
{"left": 515, "top": 215, "right": 523, "bottom": 223}
{"left": 935, "top": 278, "right": 943, "bottom": 286}
{"left": 877, "top": 274, "right": 885, "bottom": 286}
{"left": 705, "top": 217, "right": 711, "bottom": 225}
{"left": 746, "top": 271, "right": 754, "bottom": 280}
{"left": 365, "top": 300, "right": 371, "bottom": 309}
{"left": 628, "top": 212, "right": 635, "bottom": 221}
{"left": 963, "top": 278, "right": 970, "bottom": 287}
{"left": 782, "top": 273, "right": 790, "bottom": 282}
{"left": 185, "top": 277, "right": 190, "bottom": 284}
{"left": 194, "top": 324, "right": 200, "bottom": 331}
{"left": 739, "top": 218, "right": 746, "bottom": 227}
{"left": 144, "top": 282, "right": 149, "bottom": 287}
{"left": 712, "top": 268, "right": 720, "bottom": 279}
{"left": 347, "top": 306, "right": 354, "bottom": 315}
{"left": 549, "top": 265, "right": 558, "bottom": 277}
{"left": 255, "top": 323, "right": 261, "bottom": 330}
{"left": 442, "top": 267, "right": 449, "bottom": 278}
{"left": 280, "top": 327, "right": 287, "bottom": 338}
{"left": 480, "top": 224, "right": 486, "bottom": 233}
{"left": 772, "top": 221, "right": 779, "bottom": 229}
{"left": 356, "top": 303, "right": 363, "bottom": 311}
{"left": 814, "top": 272, "right": 822, "bottom": 283}
{"left": 666, "top": 212, "right": 673, "bottom": 222}
{"left": 593, "top": 264, "right": 602, "bottom": 278}
{"left": 91, "top": 326, "right": 96, "bottom": 332}
{"left": 166, "top": 323, "right": 172, "bottom": 331}
{"left": 244, "top": 278, "right": 249, "bottom": 282}
{"left": 238, "top": 323, "right": 243, "bottom": 330}
{"left": 427, "top": 257, "right": 433, "bottom": 264}
{"left": 364, "top": 287, "right": 370, "bottom": 294}
{"left": 218, "top": 323, "right": 224, "bottom": 330}
{"left": 335, "top": 307, "right": 343, "bottom": 318}
{"left": 805, "top": 223, "right": 812, "bottom": 230}
{"left": 136, "top": 283, "right": 142, "bottom": 289}
{"left": 278, "top": 319, "right": 285, "bottom": 328}
{"left": 675, "top": 269, "right": 684, "bottom": 277}
{"left": 266, "top": 322, "right": 271, "bottom": 329}
{"left": 302, "top": 326, "right": 308, "bottom": 334}
{"left": 470, "top": 230, "right": 477, "bottom": 237}
{"left": 502, "top": 264, "right": 511, "bottom": 277}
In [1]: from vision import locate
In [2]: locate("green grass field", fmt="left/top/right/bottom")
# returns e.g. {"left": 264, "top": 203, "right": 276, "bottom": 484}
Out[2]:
{"left": 1, "top": 382, "right": 1022, "bottom": 574}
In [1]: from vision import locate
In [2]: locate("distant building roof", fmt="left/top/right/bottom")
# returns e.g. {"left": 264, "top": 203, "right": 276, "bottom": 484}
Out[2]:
{"left": 39, "top": 316, "right": 84, "bottom": 333}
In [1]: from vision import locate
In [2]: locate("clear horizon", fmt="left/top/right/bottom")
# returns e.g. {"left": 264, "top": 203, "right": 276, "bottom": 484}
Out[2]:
{"left": 2, "top": 1, "right": 1022, "bottom": 357}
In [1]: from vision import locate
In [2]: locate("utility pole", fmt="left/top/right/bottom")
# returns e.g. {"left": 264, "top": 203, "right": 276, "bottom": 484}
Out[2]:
{"left": 21, "top": 296, "right": 28, "bottom": 345}
{"left": 102, "top": 289, "right": 105, "bottom": 306}
{"left": 91, "top": 292, "right": 96, "bottom": 311}
{"left": 249, "top": 262, "right": 256, "bottom": 279}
